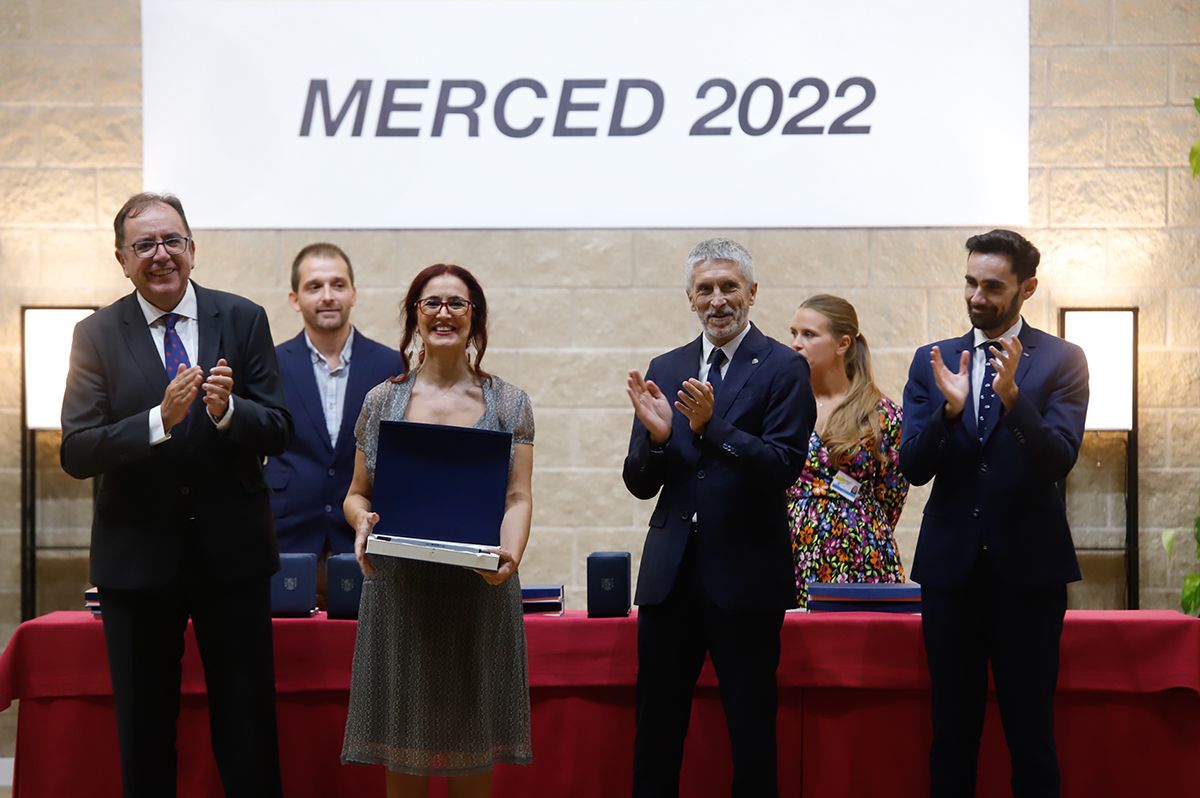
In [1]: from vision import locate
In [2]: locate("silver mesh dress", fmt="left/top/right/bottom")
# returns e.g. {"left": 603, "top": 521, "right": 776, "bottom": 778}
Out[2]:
{"left": 341, "top": 374, "right": 534, "bottom": 775}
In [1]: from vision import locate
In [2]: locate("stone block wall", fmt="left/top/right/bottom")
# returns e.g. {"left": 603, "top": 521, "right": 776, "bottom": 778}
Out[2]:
{"left": 1, "top": 0, "right": 1198, "bottom": 756}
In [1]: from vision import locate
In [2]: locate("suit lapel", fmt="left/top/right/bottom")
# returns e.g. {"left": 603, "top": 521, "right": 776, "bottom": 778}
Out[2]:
{"left": 118, "top": 292, "right": 170, "bottom": 397}
{"left": 195, "top": 284, "right": 222, "bottom": 371}
{"left": 950, "top": 332, "right": 979, "bottom": 442}
{"left": 713, "top": 324, "right": 768, "bottom": 419}
{"left": 282, "top": 331, "right": 334, "bottom": 453}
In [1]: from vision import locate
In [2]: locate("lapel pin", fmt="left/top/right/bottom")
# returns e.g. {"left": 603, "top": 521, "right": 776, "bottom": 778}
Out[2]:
{"left": 751, "top": 357, "right": 759, "bottom": 365}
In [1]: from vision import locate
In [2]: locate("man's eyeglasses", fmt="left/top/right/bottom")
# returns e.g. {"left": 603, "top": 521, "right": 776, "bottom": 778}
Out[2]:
{"left": 126, "top": 236, "right": 191, "bottom": 259}
{"left": 415, "top": 297, "right": 472, "bottom": 316}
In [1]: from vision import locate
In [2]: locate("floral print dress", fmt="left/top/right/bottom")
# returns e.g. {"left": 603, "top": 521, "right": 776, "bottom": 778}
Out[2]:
{"left": 788, "top": 396, "right": 908, "bottom": 607}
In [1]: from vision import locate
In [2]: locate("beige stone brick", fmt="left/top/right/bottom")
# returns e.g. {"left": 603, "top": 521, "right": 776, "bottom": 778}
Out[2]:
{"left": 0, "top": 45, "right": 140, "bottom": 104}
{"left": 1028, "top": 169, "right": 1049, "bottom": 228}
{"left": 1108, "top": 107, "right": 1198, "bottom": 167}
{"left": 39, "top": 107, "right": 140, "bottom": 168}
{"left": 519, "top": 528, "right": 576, "bottom": 590}
{"left": 1168, "top": 409, "right": 1200, "bottom": 467}
{"left": 1168, "top": 288, "right": 1200, "bottom": 347}
{"left": 1030, "top": 47, "right": 1050, "bottom": 109}
{"left": 0, "top": 469, "right": 15, "bottom": 530}
{"left": 632, "top": 229, "right": 753, "bottom": 287}
{"left": 1032, "top": 0, "right": 1110, "bottom": 46}
{"left": 748, "top": 230, "right": 870, "bottom": 289}
{"left": 36, "top": 547, "right": 91, "bottom": 613}
{"left": 1170, "top": 47, "right": 1200, "bottom": 104}
{"left": 36, "top": 229, "right": 114, "bottom": 286}
{"left": 1049, "top": 169, "right": 1165, "bottom": 227}
{"left": 1035, "top": 228, "right": 1107, "bottom": 286}
{"left": 530, "top": 408, "right": 576, "bottom": 468}
{"left": 1140, "top": 408, "right": 1169, "bottom": 469}
{"left": 1049, "top": 47, "right": 1169, "bottom": 106}
{"left": 487, "top": 287, "right": 694, "bottom": 351}
{"left": 1068, "top": 552, "right": 1129, "bottom": 610}
{"left": 194, "top": 230, "right": 283, "bottom": 292}
{"left": 870, "top": 350, "right": 912, "bottom": 404}
{"left": 390, "top": 229, "right": 635, "bottom": 289}
{"left": 0, "top": 107, "right": 39, "bottom": 165}
{"left": 869, "top": 230, "right": 969, "bottom": 287}
{"left": 1107, "top": 229, "right": 1200, "bottom": 287}
{"left": 532, "top": 468, "right": 638, "bottom": 528}
{"left": 576, "top": 409, "right": 636, "bottom": 469}
{"left": 32, "top": 0, "right": 140, "bottom": 45}
{"left": 1167, "top": 169, "right": 1200, "bottom": 226}
{"left": 1140, "top": 350, "right": 1200, "bottom": 407}
{"left": 1141, "top": 525, "right": 1200, "bottom": 591}
{"left": 96, "top": 169, "right": 142, "bottom": 223}
{"left": 0, "top": 167, "right": 96, "bottom": 226}
{"left": 0, "top": 410, "right": 18, "bottom": 469}
{"left": 1030, "top": 109, "right": 1106, "bottom": 167}
{"left": 0, "top": 229, "right": 38, "bottom": 279}
{"left": 1140, "top": 586, "right": 1187, "bottom": 611}
{"left": 1137, "top": 408, "right": 1166, "bottom": 470}
{"left": 845, "top": 290, "right": 928, "bottom": 352}
{"left": 1115, "top": 0, "right": 1200, "bottom": 45}
{"left": 519, "top": 349, "right": 645, "bottom": 409}
{"left": 0, "top": 1, "right": 31, "bottom": 40}
{"left": 0, "top": 348, "right": 17, "bottom": 423}
{"left": 927, "top": 287, "right": 968, "bottom": 341}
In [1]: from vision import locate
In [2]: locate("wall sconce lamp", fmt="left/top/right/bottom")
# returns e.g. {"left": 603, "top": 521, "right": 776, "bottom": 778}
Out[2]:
{"left": 21, "top": 306, "right": 96, "bottom": 620}
{"left": 1058, "top": 307, "right": 1138, "bottom": 608}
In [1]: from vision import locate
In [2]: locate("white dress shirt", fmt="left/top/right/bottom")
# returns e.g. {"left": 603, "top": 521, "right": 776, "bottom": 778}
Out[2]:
{"left": 972, "top": 316, "right": 1023, "bottom": 419}
{"left": 304, "top": 327, "right": 355, "bottom": 448}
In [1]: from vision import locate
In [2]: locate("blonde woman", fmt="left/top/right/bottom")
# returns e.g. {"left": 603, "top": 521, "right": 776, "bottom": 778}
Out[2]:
{"left": 787, "top": 294, "right": 907, "bottom": 606}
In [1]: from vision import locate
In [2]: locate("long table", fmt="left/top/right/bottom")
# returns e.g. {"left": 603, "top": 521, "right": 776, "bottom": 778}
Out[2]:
{"left": 1, "top": 610, "right": 1198, "bottom": 796}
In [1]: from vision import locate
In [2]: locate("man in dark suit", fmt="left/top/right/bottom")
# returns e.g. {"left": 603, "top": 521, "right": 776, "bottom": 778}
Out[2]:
{"left": 623, "top": 238, "right": 815, "bottom": 798}
{"left": 60, "top": 192, "right": 292, "bottom": 797}
{"left": 899, "top": 229, "right": 1089, "bottom": 798}
{"left": 264, "top": 243, "right": 402, "bottom": 602}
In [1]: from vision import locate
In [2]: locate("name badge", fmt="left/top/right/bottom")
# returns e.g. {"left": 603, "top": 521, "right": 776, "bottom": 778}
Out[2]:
{"left": 830, "top": 470, "right": 861, "bottom": 503}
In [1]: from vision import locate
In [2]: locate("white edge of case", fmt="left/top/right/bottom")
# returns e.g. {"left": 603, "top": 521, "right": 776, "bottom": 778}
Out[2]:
{"left": 365, "top": 534, "right": 500, "bottom": 572}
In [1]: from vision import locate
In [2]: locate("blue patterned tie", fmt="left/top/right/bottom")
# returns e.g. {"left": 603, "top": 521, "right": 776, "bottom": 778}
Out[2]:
{"left": 976, "top": 341, "right": 999, "bottom": 444}
{"left": 707, "top": 347, "right": 726, "bottom": 395}
{"left": 162, "top": 313, "right": 191, "bottom": 377}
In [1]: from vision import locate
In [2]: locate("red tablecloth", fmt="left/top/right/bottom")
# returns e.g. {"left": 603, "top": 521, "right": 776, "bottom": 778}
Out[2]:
{"left": 1, "top": 610, "right": 1198, "bottom": 796}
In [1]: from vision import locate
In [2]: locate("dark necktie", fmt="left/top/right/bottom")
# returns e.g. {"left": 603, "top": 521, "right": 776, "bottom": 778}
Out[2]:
{"left": 707, "top": 347, "right": 727, "bottom": 395}
{"left": 976, "top": 341, "right": 999, "bottom": 444}
{"left": 163, "top": 312, "right": 191, "bottom": 377}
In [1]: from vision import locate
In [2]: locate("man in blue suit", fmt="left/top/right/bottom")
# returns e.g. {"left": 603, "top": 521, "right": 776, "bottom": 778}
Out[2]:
{"left": 265, "top": 243, "right": 403, "bottom": 601}
{"left": 623, "top": 238, "right": 815, "bottom": 798}
{"left": 900, "top": 229, "right": 1089, "bottom": 798}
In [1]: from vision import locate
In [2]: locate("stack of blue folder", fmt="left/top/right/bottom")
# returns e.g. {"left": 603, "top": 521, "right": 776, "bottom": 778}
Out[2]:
{"left": 806, "top": 582, "right": 922, "bottom": 613}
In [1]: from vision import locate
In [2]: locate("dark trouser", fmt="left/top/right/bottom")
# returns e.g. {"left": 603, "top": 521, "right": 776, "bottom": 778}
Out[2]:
{"left": 633, "top": 542, "right": 785, "bottom": 798}
{"left": 921, "top": 552, "right": 1068, "bottom": 798}
{"left": 99, "top": 570, "right": 283, "bottom": 798}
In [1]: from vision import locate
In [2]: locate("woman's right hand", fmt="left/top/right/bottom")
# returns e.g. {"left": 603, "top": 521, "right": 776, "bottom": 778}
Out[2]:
{"left": 354, "top": 511, "right": 380, "bottom": 577}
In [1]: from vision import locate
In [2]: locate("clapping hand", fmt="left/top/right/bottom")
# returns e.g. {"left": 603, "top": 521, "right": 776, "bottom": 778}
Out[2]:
{"left": 930, "top": 345, "right": 970, "bottom": 421}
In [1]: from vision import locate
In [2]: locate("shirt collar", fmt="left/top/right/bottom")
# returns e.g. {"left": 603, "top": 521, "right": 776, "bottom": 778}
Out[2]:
{"left": 304, "top": 326, "right": 355, "bottom": 367}
{"left": 135, "top": 281, "right": 197, "bottom": 326}
{"left": 701, "top": 322, "right": 752, "bottom": 366}
{"left": 973, "top": 316, "right": 1023, "bottom": 349}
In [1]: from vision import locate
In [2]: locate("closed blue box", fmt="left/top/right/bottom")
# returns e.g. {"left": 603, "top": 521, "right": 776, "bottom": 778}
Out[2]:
{"left": 326, "top": 553, "right": 363, "bottom": 619}
{"left": 587, "top": 551, "right": 631, "bottom": 618}
{"left": 270, "top": 553, "right": 317, "bottom": 616}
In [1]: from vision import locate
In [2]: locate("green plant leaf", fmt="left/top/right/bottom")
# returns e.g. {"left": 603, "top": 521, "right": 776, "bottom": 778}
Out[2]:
{"left": 1163, "top": 528, "right": 1178, "bottom": 558}
{"left": 1194, "top": 515, "right": 1200, "bottom": 559}
{"left": 1194, "top": 95, "right": 1200, "bottom": 114}
{"left": 1182, "top": 573, "right": 1200, "bottom": 616}
{"left": 1192, "top": 143, "right": 1200, "bottom": 179}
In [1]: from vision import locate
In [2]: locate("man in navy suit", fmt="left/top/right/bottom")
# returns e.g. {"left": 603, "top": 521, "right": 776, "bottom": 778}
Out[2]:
{"left": 265, "top": 243, "right": 403, "bottom": 601}
{"left": 623, "top": 238, "right": 815, "bottom": 798}
{"left": 61, "top": 192, "right": 291, "bottom": 796}
{"left": 900, "top": 229, "right": 1089, "bottom": 798}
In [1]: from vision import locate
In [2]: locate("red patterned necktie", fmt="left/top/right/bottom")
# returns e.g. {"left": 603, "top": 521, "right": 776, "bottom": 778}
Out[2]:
{"left": 162, "top": 312, "right": 191, "bottom": 377}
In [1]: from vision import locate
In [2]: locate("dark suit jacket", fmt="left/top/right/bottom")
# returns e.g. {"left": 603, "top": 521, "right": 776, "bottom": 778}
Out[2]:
{"left": 623, "top": 323, "right": 815, "bottom": 611}
{"left": 60, "top": 282, "right": 293, "bottom": 590}
{"left": 264, "top": 330, "right": 403, "bottom": 555}
{"left": 899, "top": 323, "right": 1088, "bottom": 590}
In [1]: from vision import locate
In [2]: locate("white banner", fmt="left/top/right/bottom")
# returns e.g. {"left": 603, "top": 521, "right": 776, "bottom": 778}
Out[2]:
{"left": 142, "top": 0, "right": 1029, "bottom": 229}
